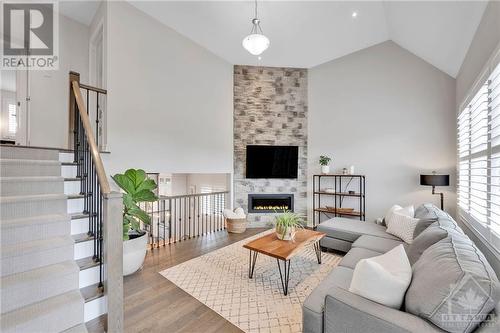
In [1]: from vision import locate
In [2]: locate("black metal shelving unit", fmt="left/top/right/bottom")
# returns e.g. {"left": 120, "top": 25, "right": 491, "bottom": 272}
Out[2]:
{"left": 312, "top": 174, "right": 366, "bottom": 227}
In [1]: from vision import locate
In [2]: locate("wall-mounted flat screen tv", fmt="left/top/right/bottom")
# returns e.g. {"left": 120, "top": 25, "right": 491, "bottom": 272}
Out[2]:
{"left": 246, "top": 145, "right": 298, "bottom": 179}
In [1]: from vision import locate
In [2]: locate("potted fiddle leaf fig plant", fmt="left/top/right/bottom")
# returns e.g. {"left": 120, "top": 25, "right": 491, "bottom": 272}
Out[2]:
{"left": 275, "top": 211, "right": 304, "bottom": 241}
{"left": 112, "top": 169, "right": 158, "bottom": 276}
{"left": 319, "top": 155, "right": 331, "bottom": 174}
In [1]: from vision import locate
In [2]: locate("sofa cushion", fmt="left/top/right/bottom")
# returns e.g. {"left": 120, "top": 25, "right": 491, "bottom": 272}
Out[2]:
{"left": 339, "top": 247, "right": 382, "bottom": 269}
{"left": 414, "top": 203, "right": 453, "bottom": 220}
{"left": 407, "top": 219, "right": 465, "bottom": 265}
{"left": 303, "top": 266, "right": 353, "bottom": 333}
{"left": 317, "top": 218, "right": 399, "bottom": 243}
{"left": 405, "top": 233, "right": 500, "bottom": 333}
{"left": 352, "top": 235, "right": 404, "bottom": 253}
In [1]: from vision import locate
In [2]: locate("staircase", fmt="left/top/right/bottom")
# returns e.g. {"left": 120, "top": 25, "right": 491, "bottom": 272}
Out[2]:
{"left": 0, "top": 72, "right": 123, "bottom": 332}
{"left": 0, "top": 146, "right": 88, "bottom": 332}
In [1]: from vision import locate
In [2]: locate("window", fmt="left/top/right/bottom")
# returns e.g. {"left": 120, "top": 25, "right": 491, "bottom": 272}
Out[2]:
{"left": 458, "top": 62, "right": 500, "bottom": 252}
{"left": 8, "top": 103, "right": 17, "bottom": 137}
{"left": 200, "top": 186, "right": 226, "bottom": 215}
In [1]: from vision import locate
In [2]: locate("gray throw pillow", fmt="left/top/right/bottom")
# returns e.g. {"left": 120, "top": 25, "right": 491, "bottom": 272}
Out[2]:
{"left": 408, "top": 223, "right": 449, "bottom": 265}
{"left": 413, "top": 218, "right": 437, "bottom": 239}
{"left": 405, "top": 233, "right": 500, "bottom": 333}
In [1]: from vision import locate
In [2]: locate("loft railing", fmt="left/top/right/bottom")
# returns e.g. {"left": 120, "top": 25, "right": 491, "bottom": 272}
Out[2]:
{"left": 69, "top": 72, "right": 109, "bottom": 289}
{"left": 142, "top": 191, "right": 229, "bottom": 247}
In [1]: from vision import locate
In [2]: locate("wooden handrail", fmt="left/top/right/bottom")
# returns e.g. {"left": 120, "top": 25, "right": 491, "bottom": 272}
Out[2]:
{"left": 158, "top": 191, "right": 229, "bottom": 200}
{"left": 79, "top": 83, "right": 107, "bottom": 95}
{"left": 71, "top": 80, "right": 111, "bottom": 194}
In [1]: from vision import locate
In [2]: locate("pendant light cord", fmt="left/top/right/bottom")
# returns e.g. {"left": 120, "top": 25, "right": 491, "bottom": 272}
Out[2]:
{"left": 254, "top": 0, "right": 258, "bottom": 19}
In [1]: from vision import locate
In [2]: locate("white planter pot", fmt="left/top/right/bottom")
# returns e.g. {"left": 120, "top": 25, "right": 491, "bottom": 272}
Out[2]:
{"left": 321, "top": 165, "right": 330, "bottom": 174}
{"left": 123, "top": 232, "right": 148, "bottom": 276}
{"left": 276, "top": 226, "right": 296, "bottom": 241}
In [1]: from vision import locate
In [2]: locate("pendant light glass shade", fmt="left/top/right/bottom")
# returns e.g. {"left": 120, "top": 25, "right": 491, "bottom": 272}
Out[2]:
{"left": 242, "top": 2, "right": 270, "bottom": 56}
{"left": 242, "top": 33, "right": 270, "bottom": 56}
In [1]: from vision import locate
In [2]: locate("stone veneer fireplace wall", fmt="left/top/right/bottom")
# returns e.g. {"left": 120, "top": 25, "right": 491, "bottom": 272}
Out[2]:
{"left": 233, "top": 65, "right": 308, "bottom": 227}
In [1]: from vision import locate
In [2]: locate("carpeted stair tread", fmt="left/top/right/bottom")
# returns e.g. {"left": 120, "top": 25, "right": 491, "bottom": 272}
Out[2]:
{"left": 0, "top": 193, "right": 67, "bottom": 203}
{"left": 1, "top": 235, "right": 74, "bottom": 258}
{"left": 0, "top": 159, "right": 62, "bottom": 177}
{"left": 62, "top": 323, "right": 89, "bottom": 333}
{"left": 1, "top": 213, "right": 70, "bottom": 228}
{"left": 1, "top": 214, "right": 70, "bottom": 245}
{"left": 1, "top": 290, "right": 84, "bottom": 333}
{"left": 1, "top": 261, "right": 79, "bottom": 314}
{"left": 0, "top": 177, "right": 65, "bottom": 196}
{"left": 0, "top": 146, "right": 59, "bottom": 160}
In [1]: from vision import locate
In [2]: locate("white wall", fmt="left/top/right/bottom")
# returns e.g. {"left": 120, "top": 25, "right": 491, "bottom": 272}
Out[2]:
{"left": 186, "top": 173, "right": 229, "bottom": 193}
{"left": 103, "top": 1, "right": 233, "bottom": 177}
{"left": 308, "top": 41, "right": 456, "bottom": 221}
{"left": 28, "top": 14, "right": 89, "bottom": 148}
{"left": 456, "top": 1, "right": 500, "bottom": 107}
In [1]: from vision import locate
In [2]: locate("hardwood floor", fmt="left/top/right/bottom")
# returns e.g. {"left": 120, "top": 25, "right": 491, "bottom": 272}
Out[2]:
{"left": 88, "top": 228, "right": 268, "bottom": 332}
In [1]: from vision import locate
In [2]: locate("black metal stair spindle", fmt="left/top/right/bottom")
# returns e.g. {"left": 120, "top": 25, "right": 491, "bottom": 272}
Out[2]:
{"left": 168, "top": 199, "right": 172, "bottom": 244}
{"left": 92, "top": 161, "right": 97, "bottom": 260}
{"left": 96, "top": 92, "right": 99, "bottom": 148}
{"left": 98, "top": 190, "right": 103, "bottom": 289}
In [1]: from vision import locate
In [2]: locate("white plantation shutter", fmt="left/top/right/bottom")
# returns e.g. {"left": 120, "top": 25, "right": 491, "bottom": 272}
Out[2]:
{"left": 458, "top": 61, "right": 500, "bottom": 252}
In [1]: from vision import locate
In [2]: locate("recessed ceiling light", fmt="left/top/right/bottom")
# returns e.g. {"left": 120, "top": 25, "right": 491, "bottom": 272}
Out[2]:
{"left": 352, "top": 11, "right": 358, "bottom": 18}
{"left": 258, "top": 56, "right": 262, "bottom": 61}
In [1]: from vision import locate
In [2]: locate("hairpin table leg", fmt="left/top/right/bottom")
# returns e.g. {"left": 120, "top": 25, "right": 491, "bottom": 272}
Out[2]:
{"left": 248, "top": 250, "right": 258, "bottom": 278}
{"left": 277, "top": 259, "right": 291, "bottom": 295}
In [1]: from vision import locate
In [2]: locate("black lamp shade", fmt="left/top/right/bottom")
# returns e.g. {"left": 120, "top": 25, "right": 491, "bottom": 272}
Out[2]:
{"left": 420, "top": 174, "right": 450, "bottom": 187}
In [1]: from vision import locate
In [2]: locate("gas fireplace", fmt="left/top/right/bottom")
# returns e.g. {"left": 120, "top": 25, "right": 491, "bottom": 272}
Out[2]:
{"left": 248, "top": 194, "right": 294, "bottom": 213}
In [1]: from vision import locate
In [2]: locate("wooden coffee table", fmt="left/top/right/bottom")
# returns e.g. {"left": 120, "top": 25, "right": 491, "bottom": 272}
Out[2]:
{"left": 243, "top": 229, "right": 326, "bottom": 295}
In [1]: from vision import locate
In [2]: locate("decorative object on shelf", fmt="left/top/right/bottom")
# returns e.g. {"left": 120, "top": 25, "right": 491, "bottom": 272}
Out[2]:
{"left": 420, "top": 172, "right": 449, "bottom": 210}
{"left": 313, "top": 174, "right": 366, "bottom": 227}
{"left": 274, "top": 211, "right": 304, "bottom": 240}
{"left": 342, "top": 168, "right": 348, "bottom": 175}
{"left": 326, "top": 206, "right": 354, "bottom": 213}
{"left": 349, "top": 165, "right": 355, "bottom": 175}
{"left": 319, "top": 155, "right": 331, "bottom": 174}
{"left": 223, "top": 207, "right": 247, "bottom": 233}
{"left": 324, "top": 188, "right": 335, "bottom": 193}
{"left": 112, "top": 169, "right": 158, "bottom": 276}
{"left": 242, "top": 0, "right": 270, "bottom": 56}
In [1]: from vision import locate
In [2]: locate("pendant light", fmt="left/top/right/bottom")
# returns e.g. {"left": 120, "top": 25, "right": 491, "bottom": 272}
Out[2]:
{"left": 242, "top": 0, "right": 270, "bottom": 56}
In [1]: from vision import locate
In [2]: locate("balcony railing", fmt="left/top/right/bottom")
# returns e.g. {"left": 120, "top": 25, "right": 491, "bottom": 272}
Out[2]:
{"left": 141, "top": 191, "right": 229, "bottom": 247}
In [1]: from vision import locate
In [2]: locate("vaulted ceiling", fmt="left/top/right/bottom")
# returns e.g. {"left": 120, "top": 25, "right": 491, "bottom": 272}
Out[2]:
{"left": 129, "top": 1, "right": 487, "bottom": 77}
{"left": 60, "top": 1, "right": 488, "bottom": 78}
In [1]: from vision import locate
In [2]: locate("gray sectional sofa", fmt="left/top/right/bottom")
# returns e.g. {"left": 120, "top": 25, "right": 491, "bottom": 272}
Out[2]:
{"left": 303, "top": 204, "right": 500, "bottom": 333}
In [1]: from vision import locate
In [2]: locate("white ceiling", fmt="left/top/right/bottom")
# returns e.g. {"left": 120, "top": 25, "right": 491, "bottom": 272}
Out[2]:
{"left": 128, "top": 1, "right": 487, "bottom": 77}
{"left": 58, "top": 1, "right": 488, "bottom": 78}
{"left": 58, "top": 0, "right": 101, "bottom": 26}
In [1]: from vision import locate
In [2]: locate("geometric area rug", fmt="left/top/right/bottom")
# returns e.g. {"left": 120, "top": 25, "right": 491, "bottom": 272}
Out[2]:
{"left": 160, "top": 230, "right": 343, "bottom": 333}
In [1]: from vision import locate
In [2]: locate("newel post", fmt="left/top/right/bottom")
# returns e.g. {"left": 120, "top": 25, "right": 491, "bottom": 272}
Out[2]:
{"left": 103, "top": 192, "right": 124, "bottom": 332}
{"left": 68, "top": 71, "right": 80, "bottom": 149}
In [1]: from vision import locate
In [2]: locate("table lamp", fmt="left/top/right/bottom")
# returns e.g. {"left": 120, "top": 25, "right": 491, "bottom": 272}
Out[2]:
{"left": 420, "top": 172, "right": 449, "bottom": 210}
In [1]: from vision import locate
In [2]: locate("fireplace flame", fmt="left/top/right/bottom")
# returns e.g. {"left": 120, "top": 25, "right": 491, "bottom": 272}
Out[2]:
{"left": 254, "top": 205, "right": 290, "bottom": 210}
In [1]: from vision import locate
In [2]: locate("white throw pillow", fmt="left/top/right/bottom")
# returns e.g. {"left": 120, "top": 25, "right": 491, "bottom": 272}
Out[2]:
{"left": 234, "top": 207, "right": 246, "bottom": 218}
{"left": 386, "top": 212, "right": 419, "bottom": 244}
{"left": 223, "top": 208, "right": 246, "bottom": 219}
{"left": 349, "top": 245, "right": 412, "bottom": 309}
{"left": 385, "top": 205, "right": 414, "bottom": 229}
